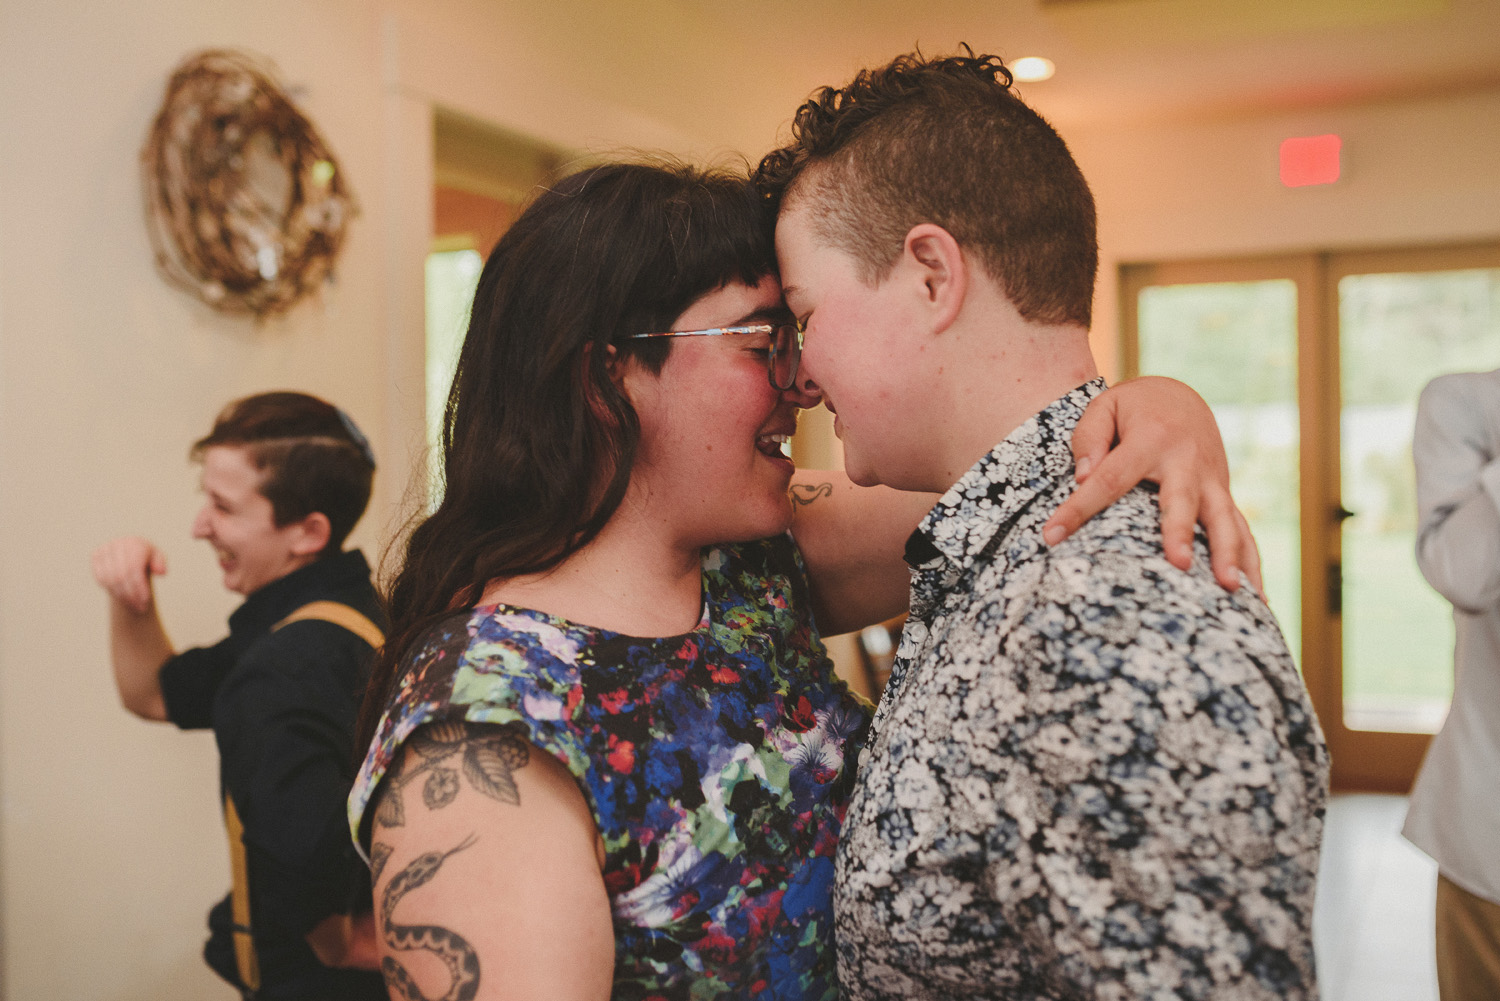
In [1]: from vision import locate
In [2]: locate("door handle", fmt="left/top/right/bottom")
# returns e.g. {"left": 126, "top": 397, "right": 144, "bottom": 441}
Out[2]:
{"left": 1333, "top": 504, "right": 1356, "bottom": 524}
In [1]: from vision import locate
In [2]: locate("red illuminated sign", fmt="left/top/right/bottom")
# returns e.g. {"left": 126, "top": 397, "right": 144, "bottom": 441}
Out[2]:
{"left": 1280, "top": 134, "right": 1342, "bottom": 187}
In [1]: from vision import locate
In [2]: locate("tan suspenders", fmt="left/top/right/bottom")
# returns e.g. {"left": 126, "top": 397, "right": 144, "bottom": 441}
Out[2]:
{"left": 223, "top": 600, "right": 384, "bottom": 993}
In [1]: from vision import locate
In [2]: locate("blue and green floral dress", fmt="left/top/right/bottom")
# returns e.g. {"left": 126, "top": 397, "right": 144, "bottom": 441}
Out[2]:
{"left": 349, "top": 535, "right": 871, "bottom": 1000}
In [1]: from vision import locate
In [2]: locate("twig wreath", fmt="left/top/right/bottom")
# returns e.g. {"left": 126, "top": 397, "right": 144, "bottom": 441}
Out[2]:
{"left": 141, "top": 49, "right": 356, "bottom": 318}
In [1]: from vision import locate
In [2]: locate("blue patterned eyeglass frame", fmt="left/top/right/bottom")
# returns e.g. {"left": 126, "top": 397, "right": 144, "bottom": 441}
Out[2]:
{"left": 621, "top": 322, "right": 803, "bottom": 391}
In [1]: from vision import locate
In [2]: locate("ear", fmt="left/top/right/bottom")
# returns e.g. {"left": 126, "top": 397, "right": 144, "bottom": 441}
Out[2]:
{"left": 903, "top": 223, "right": 967, "bottom": 334}
{"left": 601, "top": 343, "right": 627, "bottom": 390}
{"left": 288, "top": 511, "right": 332, "bottom": 557}
{"left": 580, "top": 342, "right": 634, "bottom": 425}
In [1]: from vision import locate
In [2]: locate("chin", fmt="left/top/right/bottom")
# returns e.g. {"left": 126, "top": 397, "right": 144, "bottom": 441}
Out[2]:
{"left": 719, "top": 498, "right": 795, "bottom": 546}
{"left": 843, "top": 462, "right": 885, "bottom": 489}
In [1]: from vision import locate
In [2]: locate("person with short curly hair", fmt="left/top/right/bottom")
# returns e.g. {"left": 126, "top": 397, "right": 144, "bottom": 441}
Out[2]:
{"left": 347, "top": 157, "right": 1259, "bottom": 1000}
{"left": 757, "top": 47, "right": 1329, "bottom": 1000}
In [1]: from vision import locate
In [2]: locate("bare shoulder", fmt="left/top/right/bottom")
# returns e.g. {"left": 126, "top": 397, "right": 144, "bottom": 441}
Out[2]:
{"left": 369, "top": 720, "right": 613, "bottom": 1000}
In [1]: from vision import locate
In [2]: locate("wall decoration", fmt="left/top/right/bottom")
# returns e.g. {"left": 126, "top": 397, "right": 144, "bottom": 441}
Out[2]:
{"left": 141, "top": 49, "right": 356, "bottom": 318}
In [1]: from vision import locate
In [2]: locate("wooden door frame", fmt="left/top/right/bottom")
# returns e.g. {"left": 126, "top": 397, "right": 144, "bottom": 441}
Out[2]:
{"left": 1122, "top": 243, "right": 1500, "bottom": 792}
{"left": 1319, "top": 241, "right": 1500, "bottom": 790}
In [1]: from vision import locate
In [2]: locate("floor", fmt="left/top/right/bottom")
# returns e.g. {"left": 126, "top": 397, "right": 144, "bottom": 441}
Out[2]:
{"left": 1314, "top": 793, "right": 1439, "bottom": 1001}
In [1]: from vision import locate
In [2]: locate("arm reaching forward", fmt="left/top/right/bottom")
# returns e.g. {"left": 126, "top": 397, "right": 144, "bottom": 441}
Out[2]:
{"left": 91, "top": 536, "right": 174, "bottom": 721}
{"left": 793, "top": 378, "right": 1260, "bottom": 639}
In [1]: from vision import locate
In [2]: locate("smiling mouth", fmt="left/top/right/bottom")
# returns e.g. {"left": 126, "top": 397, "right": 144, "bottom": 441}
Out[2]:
{"left": 756, "top": 433, "right": 792, "bottom": 459}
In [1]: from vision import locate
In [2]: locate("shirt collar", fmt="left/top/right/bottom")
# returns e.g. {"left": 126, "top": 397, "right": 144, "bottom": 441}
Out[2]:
{"left": 227, "top": 548, "right": 372, "bottom": 636}
{"left": 908, "top": 379, "right": 1108, "bottom": 571}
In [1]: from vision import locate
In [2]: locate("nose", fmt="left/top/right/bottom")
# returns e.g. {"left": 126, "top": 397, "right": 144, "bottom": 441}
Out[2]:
{"left": 781, "top": 377, "right": 821, "bottom": 409}
{"left": 191, "top": 503, "right": 212, "bottom": 539}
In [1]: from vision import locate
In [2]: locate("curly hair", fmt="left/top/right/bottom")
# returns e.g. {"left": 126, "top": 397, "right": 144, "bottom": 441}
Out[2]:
{"left": 755, "top": 45, "right": 1097, "bottom": 328}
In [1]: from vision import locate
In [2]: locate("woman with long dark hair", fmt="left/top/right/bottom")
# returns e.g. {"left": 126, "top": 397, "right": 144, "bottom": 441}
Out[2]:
{"left": 348, "top": 161, "right": 1253, "bottom": 1000}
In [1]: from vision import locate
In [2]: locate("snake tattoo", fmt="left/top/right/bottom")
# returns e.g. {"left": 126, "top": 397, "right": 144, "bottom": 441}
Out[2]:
{"left": 379, "top": 835, "right": 481, "bottom": 1001}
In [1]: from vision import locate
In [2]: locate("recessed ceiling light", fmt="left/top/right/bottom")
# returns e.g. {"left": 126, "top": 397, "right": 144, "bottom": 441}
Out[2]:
{"left": 1012, "top": 56, "right": 1055, "bottom": 83}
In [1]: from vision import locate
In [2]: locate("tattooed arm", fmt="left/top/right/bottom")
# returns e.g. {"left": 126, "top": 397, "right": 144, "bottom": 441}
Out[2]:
{"left": 791, "top": 380, "right": 1260, "bottom": 637}
{"left": 370, "top": 721, "right": 613, "bottom": 1001}
{"left": 789, "top": 470, "right": 935, "bottom": 637}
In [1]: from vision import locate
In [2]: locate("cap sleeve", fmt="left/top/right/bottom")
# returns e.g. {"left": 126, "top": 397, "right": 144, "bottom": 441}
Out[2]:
{"left": 348, "top": 609, "right": 594, "bottom": 856}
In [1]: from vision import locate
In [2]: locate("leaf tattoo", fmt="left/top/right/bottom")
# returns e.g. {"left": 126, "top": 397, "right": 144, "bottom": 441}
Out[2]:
{"left": 424, "top": 767, "right": 461, "bottom": 809}
{"left": 370, "top": 841, "right": 393, "bottom": 884}
{"left": 378, "top": 722, "right": 532, "bottom": 825}
{"left": 462, "top": 736, "right": 529, "bottom": 806}
{"left": 375, "top": 786, "right": 405, "bottom": 828}
{"left": 413, "top": 721, "right": 468, "bottom": 756}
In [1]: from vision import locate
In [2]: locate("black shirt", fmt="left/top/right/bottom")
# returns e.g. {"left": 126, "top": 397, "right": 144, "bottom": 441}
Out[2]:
{"left": 159, "top": 549, "right": 386, "bottom": 1000}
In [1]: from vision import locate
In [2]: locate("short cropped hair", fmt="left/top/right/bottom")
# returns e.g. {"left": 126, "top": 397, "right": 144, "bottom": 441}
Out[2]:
{"left": 191, "top": 391, "right": 375, "bottom": 552}
{"left": 755, "top": 46, "right": 1098, "bottom": 328}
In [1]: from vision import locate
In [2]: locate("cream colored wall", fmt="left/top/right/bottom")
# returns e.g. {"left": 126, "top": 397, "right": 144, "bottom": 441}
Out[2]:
{"left": 1069, "top": 86, "right": 1500, "bottom": 378}
{"left": 0, "top": 4, "right": 391, "bottom": 999}
{"left": 0, "top": 2, "right": 702, "bottom": 999}
{"left": 2, "top": 1, "right": 1498, "bottom": 998}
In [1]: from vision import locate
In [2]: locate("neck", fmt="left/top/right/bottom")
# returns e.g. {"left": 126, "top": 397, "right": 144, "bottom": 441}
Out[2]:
{"left": 923, "top": 303, "right": 1098, "bottom": 493}
{"left": 480, "top": 492, "right": 705, "bottom": 637}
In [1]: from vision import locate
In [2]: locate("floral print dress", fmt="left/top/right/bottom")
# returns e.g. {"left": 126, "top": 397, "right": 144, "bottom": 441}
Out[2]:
{"left": 349, "top": 535, "right": 870, "bottom": 1000}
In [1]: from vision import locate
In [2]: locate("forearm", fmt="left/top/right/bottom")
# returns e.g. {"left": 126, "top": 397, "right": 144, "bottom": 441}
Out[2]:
{"left": 107, "top": 598, "right": 173, "bottom": 721}
{"left": 1416, "top": 478, "right": 1500, "bottom": 612}
{"left": 791, "top": 470, "right": 931, "bottom": 636}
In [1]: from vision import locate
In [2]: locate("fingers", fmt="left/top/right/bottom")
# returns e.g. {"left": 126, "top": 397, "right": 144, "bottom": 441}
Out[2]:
{"left": 1198, "top": 490, "right": 1248, "bottom": 591}
{"left": 91, "top": 537, "right": 162, "bottom": 614}
{"left": 1070, "top": 391, "right": 1122, "bottom": 483}
{"left": 1235, "top": 507, "right": 1265, "bottom": 594}
{"left": 1044, "top": 448, "right": 1145, "bottom": 547}
{"left": 1154, "top": 472, "right": 1202, "bottom": 573}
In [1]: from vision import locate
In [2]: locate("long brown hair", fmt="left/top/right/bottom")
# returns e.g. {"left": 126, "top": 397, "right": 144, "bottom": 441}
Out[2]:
{"left": 355, "top": 161, "right": 776, "bottom": 755}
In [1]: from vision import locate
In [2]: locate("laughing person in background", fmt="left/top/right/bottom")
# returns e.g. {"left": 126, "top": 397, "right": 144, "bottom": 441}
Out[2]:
{"left": 756, "top": 47, "right": 1330, "bottom": 1001}
{"left": 92, "top": 392, "right": 385, "bottom": 1001}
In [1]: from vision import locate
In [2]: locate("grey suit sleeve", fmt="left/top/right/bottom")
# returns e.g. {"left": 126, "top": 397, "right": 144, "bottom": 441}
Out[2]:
{"left": 1413, "top": 374, "right": 1500, "bottom": 613}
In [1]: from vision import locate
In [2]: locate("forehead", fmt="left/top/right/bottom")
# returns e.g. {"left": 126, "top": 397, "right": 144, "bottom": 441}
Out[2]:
{"left": 198, "top": 444, "right": 264, "bottom": 494}
{"left": 671, "top": 274, "right": 784, "bottom": 330}
{"left": 775, "top": 203, "right": 861, "bottom": 304}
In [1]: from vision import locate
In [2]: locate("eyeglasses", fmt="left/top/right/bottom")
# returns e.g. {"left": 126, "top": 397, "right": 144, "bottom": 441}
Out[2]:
{"left": 622, "top": 321, "right": 803, "bottom": 391}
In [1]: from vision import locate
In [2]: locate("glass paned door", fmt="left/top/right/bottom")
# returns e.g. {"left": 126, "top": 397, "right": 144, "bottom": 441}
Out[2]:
{"left": 1125, "top": 244, "right": 1500, "bottom": 792}
{"left": 1135, "top": 279, "right": 1303, "bottom": 663}
{"left": 1338, "top": 267, "right": 1500, "bottom": 733}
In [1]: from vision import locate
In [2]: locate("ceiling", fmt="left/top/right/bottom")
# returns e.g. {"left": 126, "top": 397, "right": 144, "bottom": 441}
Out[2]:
{"left": 499, "top": 0, "right": 1500, "bottom": 156}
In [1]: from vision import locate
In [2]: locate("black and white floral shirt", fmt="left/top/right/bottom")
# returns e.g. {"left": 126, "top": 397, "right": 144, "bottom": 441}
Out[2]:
{"left": 834, "top": 380, "right": 1330, "bottom": 1001}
